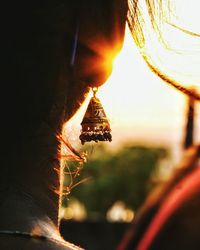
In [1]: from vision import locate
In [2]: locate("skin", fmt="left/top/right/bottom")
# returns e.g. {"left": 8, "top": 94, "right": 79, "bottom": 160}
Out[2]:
{"left": 0, "top": 1, "right": 128, "bottom": 249}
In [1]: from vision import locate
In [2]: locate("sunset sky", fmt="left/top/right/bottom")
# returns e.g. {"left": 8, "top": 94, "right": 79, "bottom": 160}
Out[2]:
{"left": 65, "top": 2, "right": 200, "bottom": 164}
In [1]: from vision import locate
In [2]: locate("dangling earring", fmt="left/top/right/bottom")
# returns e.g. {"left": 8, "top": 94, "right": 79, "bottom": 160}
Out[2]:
{"left": 79, "top": 87, "right": 112, "bottom": 144}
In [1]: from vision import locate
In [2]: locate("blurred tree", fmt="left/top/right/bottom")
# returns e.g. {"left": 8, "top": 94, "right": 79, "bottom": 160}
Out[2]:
{"left": 63, "top": 143, "right": 168, "bottom": 220}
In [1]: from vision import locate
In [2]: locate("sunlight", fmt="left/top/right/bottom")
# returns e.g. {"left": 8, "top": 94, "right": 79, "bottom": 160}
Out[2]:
{"left": 138, "top": 0, "right": 200, "bottom": 88}
{"left": 60, "top": 198, "right": 87, "bottom": 221}
{"left": 98, "top": 24, "right": 186, "bottom": 148}
{"left": 65, "top": 1, "right": 200, "bottom": 164}
{"left": 107, "top": 201, "right": 134, "bottom": 223}
{"left": 170, "top": 0, "right": 200, "bottom": 35}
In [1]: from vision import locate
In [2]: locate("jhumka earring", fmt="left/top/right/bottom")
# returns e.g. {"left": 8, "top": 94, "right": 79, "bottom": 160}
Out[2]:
{"left": 79, "top": 87, "right": 112, "bottom": 144}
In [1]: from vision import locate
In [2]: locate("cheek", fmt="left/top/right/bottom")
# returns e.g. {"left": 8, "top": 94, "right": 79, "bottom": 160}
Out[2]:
{"left": 65, "top": 78, "right": 90, "bottom": 121}
{"left": 69, "top": 1, "right": 128, "bottom": 88}
{"left": 72, "top": 44, "right": 113, "bottom": 88}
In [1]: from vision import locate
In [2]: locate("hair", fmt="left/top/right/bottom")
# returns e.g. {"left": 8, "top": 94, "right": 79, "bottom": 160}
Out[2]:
{"left": 127, "top": 0, "right": 200, "bottom": 101}
{"left": 1, "top": 1, "right": 128, "bottom": 196}
{"left": 117, "top": 145, "right": 200, "bottom": 250}
{"left": 116, "top": 2, "right": 200, "bottom": 249}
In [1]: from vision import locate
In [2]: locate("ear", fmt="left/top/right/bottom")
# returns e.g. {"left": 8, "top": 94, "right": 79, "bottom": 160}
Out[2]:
{"left": 70, "top": 0, "right": 128, "bottom": 88}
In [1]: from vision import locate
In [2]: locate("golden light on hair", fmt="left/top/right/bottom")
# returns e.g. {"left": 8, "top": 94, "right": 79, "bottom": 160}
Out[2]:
{"left": 127, "top": 0, "right": 200, "bottom": 93}
{"left": 65, "top": 1, "right": 200, "bottom": 158}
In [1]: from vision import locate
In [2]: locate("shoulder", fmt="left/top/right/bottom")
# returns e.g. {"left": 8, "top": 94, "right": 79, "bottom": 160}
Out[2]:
{"left": 117, "top": 145, "right": 200, "bottom": 250}
{"left": 0, "top": 235, "right": 83, "bottom": 250}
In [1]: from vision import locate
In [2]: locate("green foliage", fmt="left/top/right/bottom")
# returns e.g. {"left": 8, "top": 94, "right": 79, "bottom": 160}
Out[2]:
{"left": 63, "top": 143, "right": 168, "bottom": 220}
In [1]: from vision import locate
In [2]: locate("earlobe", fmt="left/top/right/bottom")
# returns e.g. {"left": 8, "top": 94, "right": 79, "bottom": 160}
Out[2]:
{"left": 65, "top": 0, "right": 128, "bottom": 120}
{"left": 69, "top": 0, "right": 128, "bottom": 88}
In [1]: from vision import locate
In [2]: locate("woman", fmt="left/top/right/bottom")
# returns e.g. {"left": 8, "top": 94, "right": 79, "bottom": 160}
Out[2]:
{"left": 1, "top": 1, "right": 199, "bottom": 249}
{"left": 0, "top": 1, "right": 128, "bottom": 249}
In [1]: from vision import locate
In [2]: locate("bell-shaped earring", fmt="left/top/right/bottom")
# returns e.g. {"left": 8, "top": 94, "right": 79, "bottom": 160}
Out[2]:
{"left": 79, "top": 87, "right": 112, "bottom": 144}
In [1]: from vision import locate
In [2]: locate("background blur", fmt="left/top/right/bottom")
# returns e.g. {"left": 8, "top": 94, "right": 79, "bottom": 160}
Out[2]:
{"left": 60, "top": 23, "right": 200, "bottom": 250}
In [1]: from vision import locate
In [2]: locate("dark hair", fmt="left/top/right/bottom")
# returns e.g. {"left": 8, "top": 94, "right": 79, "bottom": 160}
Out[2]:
{"left": 2, "top": 0, "right": 128, "bottom": 151}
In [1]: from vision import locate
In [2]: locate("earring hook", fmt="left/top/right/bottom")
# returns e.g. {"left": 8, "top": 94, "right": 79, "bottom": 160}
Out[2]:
{"left": 92, "top": 87, "right": 98, "bottom": 97}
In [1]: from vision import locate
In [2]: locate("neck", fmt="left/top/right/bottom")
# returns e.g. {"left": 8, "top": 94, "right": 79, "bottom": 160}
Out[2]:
{"left": 0, "top": 120, "right": 64, "bottom": 233}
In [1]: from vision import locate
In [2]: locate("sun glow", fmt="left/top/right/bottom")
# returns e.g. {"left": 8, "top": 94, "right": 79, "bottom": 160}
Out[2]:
{"left": 98, "top": 25, "right": 187, "bottom": 148}
{"left": 65, "top": 1, "right": 200, "bottom": 163}
{"left": 127, "top": 0, "right": 200, "bottom": 88}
